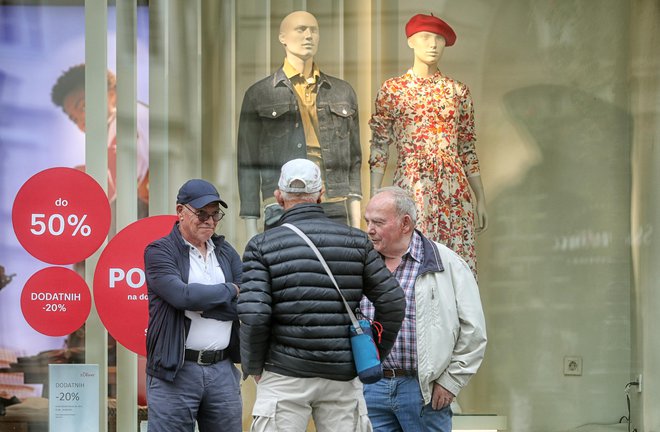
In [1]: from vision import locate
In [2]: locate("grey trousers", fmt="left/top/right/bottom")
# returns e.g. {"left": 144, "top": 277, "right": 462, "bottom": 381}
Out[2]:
{"left": 147, "top": 359, "right": 242, "bottom": 432}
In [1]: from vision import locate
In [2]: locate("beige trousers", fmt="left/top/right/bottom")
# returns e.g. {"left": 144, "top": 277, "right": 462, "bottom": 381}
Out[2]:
{"left": 249, "top": 371, "right": 372, "bottom": 432}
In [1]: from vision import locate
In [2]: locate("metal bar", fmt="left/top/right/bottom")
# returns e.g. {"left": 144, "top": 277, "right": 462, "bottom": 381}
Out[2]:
{"left": 150, "top": 0, "right": 170, "bottom": 216}
{"left": 84, "top": 0, "right": 109, "bottom": 430}
{"left": 116, "top": 0, "right": 139, "bottom": 430}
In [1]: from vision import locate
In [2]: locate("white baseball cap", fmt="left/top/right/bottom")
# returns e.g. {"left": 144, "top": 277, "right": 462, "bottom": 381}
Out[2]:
{"left": 278, "top": 159, "right": 323, "bottom": 193}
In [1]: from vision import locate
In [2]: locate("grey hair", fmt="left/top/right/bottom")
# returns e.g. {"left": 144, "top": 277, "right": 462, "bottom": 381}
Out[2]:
{"left": 376, "top": 186, "right": 417, "bottom": 226}
{"left": 279, "top": 190, "right": 322, "bottom": 203}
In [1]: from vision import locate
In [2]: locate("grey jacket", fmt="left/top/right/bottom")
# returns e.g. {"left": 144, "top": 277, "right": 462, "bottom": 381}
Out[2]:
{"left": 414, "top": 232, "right": 487, "bottom": 403}
{"left": 237, "top": 67, "right": 362, "bottom": 218}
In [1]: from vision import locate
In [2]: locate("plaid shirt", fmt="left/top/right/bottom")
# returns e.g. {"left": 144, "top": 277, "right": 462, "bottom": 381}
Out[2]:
{"left": 360, "top": 231, "right": 423, "bottom": 372}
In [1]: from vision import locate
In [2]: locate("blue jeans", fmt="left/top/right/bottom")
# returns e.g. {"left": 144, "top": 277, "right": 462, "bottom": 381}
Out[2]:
{"left": 363, "top": 377, "right": 452, "bottom": 432}
{"left": 147, "top": 359, "right": 242, "bottom": 432}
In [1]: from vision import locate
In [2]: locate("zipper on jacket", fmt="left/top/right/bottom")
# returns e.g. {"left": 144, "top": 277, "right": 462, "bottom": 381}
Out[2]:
{"left": 179, "top": 323, "right": 186, "bottom": 368}
{"left": 416, "top": 271, "right": 437, "bottom": 300}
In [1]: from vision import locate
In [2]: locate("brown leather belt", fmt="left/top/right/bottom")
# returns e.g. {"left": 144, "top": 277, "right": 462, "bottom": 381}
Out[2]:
{"left": 184, "top": 348, "right": 227, "bottom": 365}
{"left": 382, "top": 369, "right": 417, "bottom": 378}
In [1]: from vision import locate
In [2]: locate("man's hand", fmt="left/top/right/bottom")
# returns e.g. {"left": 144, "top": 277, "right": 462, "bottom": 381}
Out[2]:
{"left": 252, "top": 375, "right": 261, "bottom": 384}
{"left": 431, "top": 382, "right": 454, "bottom": 410}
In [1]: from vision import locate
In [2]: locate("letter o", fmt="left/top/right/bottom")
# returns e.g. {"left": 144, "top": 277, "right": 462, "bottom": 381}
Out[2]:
{"left": 126, "top": 268, "right": 145, "bottom": 289}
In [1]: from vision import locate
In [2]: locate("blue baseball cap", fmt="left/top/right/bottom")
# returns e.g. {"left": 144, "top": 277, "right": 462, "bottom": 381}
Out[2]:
{"left": 176, "top": 179, "right": 228, "bottom": 209}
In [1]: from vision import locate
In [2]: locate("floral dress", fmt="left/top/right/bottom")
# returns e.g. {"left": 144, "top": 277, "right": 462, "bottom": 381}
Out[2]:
{"left": 369, "top": 69, "right": 481, "bottom": 274}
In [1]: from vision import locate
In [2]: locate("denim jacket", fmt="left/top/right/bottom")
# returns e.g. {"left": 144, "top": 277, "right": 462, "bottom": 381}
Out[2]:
{"left": 237, "top": 67, "right": 362, "bottom": 218}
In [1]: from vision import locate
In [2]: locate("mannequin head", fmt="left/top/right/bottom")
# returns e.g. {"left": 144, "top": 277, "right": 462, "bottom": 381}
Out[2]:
{"left": 405, "top": 14, "right": 456, "bottom": 74}
{"left": 279, "top": 11, "right": 319, "bottom": 62}
{"left": 408, "top": 31, "right": 446, "bottom": 67}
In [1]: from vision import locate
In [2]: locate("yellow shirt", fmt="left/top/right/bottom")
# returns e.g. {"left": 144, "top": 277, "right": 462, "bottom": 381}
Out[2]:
{"left": 283, "top": 58, "right": 321, "bottom": 156}
{"left": 282, "top": 59, "right": 344, "bottom": 204}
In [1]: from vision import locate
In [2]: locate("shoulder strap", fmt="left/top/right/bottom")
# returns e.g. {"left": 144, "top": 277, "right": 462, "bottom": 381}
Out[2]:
{"left": 282, "top": 223, "right": 362, "bottom": 332}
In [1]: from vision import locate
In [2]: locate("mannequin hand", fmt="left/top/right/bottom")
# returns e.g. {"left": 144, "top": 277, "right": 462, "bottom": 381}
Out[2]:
{"left": 475, "top": 201, "right": 488, "bottom": 234}
{"left": 467, "top": 175, "right": 487, "bottom": 233}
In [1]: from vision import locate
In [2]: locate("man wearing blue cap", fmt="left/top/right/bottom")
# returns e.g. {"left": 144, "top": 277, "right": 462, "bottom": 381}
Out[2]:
{"left": 144, "top": 179, "right": 242, "bottom": 432}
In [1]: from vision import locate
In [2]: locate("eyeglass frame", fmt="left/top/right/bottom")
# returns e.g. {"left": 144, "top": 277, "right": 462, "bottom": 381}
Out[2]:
{"left": 182, "top": 204, "right": 225, "bottom": 223}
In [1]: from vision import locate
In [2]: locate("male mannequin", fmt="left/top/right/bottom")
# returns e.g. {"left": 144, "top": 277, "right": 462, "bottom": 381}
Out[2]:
{"left": 237, "top": 11, "right": 362, "bottom": 239}
{"left": 369, "top": 14, "right": 487, "bottom": 275}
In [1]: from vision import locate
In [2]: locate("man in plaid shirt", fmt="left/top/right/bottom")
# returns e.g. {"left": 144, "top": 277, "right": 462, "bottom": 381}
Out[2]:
{"left": 361, "top": 186, "right": 487, "bottom": 432}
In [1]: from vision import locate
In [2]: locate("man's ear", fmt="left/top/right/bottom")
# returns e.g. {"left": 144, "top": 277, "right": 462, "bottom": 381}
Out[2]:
{"left": 275, "top": 189, "right": 284, "bottom": 206}
{"left": 401, "top": 214, "right": 414, "bottom": 234}
{"left": 278, "top": 33, "right": 286, "bottom": 46}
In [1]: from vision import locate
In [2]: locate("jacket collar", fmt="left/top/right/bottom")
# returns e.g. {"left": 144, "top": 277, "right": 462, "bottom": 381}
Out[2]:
{"left": 416, "top": 229, "right": 445, "bottom": 274}
{"left": 277, "top": 203, "right": 328, "bottom": 225}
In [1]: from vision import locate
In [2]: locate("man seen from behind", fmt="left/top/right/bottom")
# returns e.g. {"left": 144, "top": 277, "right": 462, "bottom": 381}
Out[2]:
{"left": 238, "top": 159, "right": 406, "bottom": 432}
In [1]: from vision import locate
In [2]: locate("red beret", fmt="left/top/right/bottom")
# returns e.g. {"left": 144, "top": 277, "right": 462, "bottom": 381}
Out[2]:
{"left": 405, "top": 14, "right": 456, "bottom": 47}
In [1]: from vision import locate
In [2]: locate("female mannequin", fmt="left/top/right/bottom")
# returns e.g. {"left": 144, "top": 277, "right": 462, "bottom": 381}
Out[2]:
{"left": 369, "top": 14, "right": 487, "bottom": 275}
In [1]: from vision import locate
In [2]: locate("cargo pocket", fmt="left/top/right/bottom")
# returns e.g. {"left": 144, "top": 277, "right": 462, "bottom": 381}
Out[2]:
{"left": 356, "top": 396, "right": 373, "bottom": 432}
{"left": 250, "top": 397, "right": 277, "bottom": 432}
{"left": 350, "top": 379, "right": 373, "bottom": 432}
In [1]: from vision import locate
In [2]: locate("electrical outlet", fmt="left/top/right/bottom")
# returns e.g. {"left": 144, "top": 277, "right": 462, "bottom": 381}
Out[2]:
{"left": 637, "top": 374, "right": 642, "bottom": 393}
{"left": 563, "top": 356, "right": 582, "bottom": 376}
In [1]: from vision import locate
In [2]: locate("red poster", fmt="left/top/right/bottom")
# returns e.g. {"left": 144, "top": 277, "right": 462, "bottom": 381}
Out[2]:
{"left": 93, "top": 215, "right": 177, "bottom": 356}
{"left": 12, "top": 167, "right": 111, "bottom": 265}
{"left": 21, "top": 267, "right": 91, "bottom": 337}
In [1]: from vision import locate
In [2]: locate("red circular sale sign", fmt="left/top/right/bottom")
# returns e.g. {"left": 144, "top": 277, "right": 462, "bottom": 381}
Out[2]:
{"left": 93, "top": 215, "right": 177, "bottom": 356}
{"left": 21, "top": 267, "right": 91, "bottom": 337}
{"left": 12, "top": 167, "right": 111, "bottom": 265}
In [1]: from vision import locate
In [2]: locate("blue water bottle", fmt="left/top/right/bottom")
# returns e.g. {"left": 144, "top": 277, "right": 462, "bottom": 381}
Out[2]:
{"left": 349, "top": 311, "right": 383, "bottom": 384}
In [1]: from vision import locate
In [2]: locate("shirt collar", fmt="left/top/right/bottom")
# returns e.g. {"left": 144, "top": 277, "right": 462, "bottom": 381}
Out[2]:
{"left": 283, "top": 58, "right": 320, "bottom": 82}
{"left": 182, "top": 237, "right": 215, "bottom": 254}
{"left": 403, "top": 230, "right": 424, "bottom": 263}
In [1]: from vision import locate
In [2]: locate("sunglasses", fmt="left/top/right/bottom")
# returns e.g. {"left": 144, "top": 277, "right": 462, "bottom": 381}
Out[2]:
{"left": 183, "top": 204, "right": 225, "bottom": 222}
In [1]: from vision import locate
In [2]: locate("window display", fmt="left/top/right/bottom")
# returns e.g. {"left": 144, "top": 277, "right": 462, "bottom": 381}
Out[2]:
{"left": 1, "top": 1, "right": 658, "bottom": 432}
{"left": 237, "top": 10, "right": 362, "bottom": 238}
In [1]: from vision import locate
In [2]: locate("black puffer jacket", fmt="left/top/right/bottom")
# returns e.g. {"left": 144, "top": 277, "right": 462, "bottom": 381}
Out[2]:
{"left": 238, "top": 204, "right": 405, "bottom": 381}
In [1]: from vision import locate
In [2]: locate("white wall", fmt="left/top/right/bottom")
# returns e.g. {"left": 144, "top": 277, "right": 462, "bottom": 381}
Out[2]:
{"left": 630, "top": 1, "right": 660, "bottom": 431}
